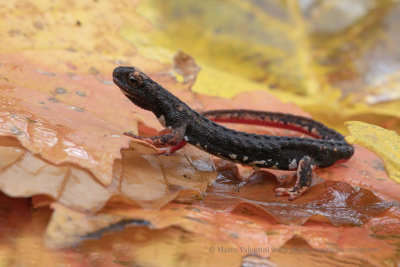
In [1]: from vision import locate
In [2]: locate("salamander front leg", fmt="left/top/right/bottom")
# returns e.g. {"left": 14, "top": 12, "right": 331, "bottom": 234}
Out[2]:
{"left": 124, "top": 123, "right": 187, "bottom": 148}
{"left": 274, "top": 156, "right": 315, "bottom": 200}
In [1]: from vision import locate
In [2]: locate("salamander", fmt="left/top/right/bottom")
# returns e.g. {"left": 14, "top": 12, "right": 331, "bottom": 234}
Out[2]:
{"left": 113, "top": 66, "right": 354, "bottom": 200}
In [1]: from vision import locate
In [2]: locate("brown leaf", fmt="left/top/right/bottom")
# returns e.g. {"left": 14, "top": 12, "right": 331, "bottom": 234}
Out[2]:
{"left": 0, "top": 141, "right": 216, "bottom": 212}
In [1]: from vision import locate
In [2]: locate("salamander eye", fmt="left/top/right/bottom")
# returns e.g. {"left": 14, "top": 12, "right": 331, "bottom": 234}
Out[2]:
{"left": 128, "top": 71, "right": 143, "bottom": 87}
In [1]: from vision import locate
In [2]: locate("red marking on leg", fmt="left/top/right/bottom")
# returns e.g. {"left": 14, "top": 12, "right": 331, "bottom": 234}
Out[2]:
{"left": 169, "top": 140, "right": 187, "bottom": 153}
{"left": 158, "top": 141, "right": 187, "bottom": 155}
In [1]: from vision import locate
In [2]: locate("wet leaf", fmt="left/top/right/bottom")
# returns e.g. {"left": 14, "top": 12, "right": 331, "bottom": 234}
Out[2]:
{"left": 198, "top": 171, "right": 395, "bottom": 226}
{"left": 0, "top": 60, "right": 135, "bottom": 186}
{"left": 0, "top": 192, "right": 396, "bottom": 266}
{"left": 317, "top": 145, "right": 400, "bottom": 201}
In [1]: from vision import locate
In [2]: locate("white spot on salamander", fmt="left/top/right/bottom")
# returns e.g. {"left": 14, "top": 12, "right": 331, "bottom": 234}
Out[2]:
{"left": 243, "top": 156, "right": 248, "bottom": 161}
{"left": 252, "top": 160, "right": 266, "bottom": 165}
{"left": 288, "top": 159, "right": 297, "bottom": 170}
{"left": 204, "top": 144, "right": 208, "bottom": 149}
{"left": 229, "top": 154, "right": 237, "bottom": 159}
{"left": 158, "top": 115, "right": 166, "bottom": 127}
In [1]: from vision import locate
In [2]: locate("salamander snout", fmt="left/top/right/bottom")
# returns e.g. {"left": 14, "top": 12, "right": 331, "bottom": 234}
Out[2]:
{"left": 113, "top": 66, "right": 145, "bottom": 91}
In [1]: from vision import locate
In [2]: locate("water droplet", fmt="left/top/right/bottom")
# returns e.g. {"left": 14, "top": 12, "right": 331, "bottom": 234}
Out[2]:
{"left": 69, "top": 106, "right": 84, "bottom": 112}
{"left": 10, "top": 126, "right": 23, "bottom": 135}
{"left": 48, "top": 97, "right": 59, "bottom": 103}
{"left": 54, "top": 87, "right": 67, "bottom": 94}
{"left": 75, "top": 90, "right": 86, "bottom": 97}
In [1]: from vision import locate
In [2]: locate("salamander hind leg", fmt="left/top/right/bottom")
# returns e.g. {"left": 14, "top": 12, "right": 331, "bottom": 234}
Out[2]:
{"left": 274, "top": 156, "right": 315, "bottom": 200}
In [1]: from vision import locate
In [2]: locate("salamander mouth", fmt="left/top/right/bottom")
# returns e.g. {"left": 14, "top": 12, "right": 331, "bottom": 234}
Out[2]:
{"left": 123, "top": 90, "right": 147, "bottom": 107}
{"left": 112, "top": 76, "right": 126, "bottom": 91}
{"left": 113, "top": 77, "right": 146, "bottom": 106}
{"left": 126, "top": 94, "right": 143, "bottom": 103}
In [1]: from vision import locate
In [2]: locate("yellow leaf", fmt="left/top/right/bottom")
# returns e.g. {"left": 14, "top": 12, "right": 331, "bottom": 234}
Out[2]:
{"left": 133, "top": 0, "right": 400, "bottom": 134}
{"left": 346, "top": 121, "right": 400, "bottom": 183}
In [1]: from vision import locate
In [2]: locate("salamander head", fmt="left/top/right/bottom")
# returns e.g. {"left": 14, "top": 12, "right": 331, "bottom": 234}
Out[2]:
{"left": 113, "top": 66, "right": 155, "bottom": 110}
